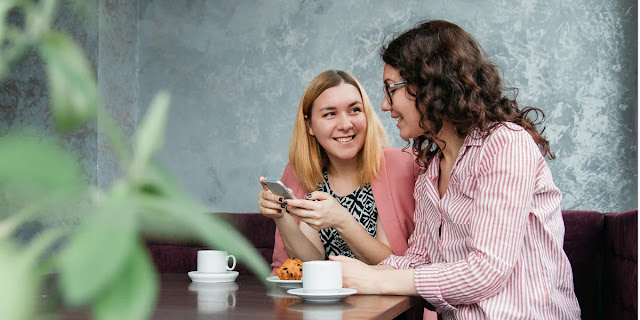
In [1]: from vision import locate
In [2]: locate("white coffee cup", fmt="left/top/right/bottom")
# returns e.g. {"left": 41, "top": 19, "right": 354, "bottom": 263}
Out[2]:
{"left": 189, "top": 282, "right": 238, "bottom": 314}
{"left": 302, "top": 261, "right": 342, "bottom": 291}
{"left": 288, "top": 302, "right": 354, "bottom": 320}
{"left": 197, "top": 250, "right": 236, "bottom": 273}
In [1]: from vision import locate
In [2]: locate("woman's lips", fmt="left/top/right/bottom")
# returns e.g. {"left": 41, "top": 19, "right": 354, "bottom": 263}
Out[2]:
{"left": 334, "top": 136, "right": 354, "bottom": 142}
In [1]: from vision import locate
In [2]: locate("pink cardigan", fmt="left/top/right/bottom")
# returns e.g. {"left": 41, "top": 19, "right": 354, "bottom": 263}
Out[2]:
{"left": 271, "top": 147, "right": 419, "bottom": 270}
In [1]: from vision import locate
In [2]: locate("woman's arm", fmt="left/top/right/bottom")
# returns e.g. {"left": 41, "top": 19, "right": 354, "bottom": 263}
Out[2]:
{"left": 259, "top": 175, "right": 324, "bottom": 265}
{"left": 335, "top": 213, "right": 393, "bottom": 264}
{"left": 274, "top": 213, "right": 325, "bottom": 261}
{"left": 286, "top": 192, "right": 393, "bottom": 264}
{"left": 330, "top": 255, "right": 417, "bottom": 295}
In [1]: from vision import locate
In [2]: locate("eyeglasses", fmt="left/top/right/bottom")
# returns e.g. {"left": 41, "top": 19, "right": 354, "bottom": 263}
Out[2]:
{"left": 383, "top": 81, "right": 408, "bottom": 105}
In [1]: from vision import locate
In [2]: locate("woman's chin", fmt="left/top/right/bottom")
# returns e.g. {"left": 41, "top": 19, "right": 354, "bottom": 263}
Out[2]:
{"left": 399, "top": 131, "right": 413, "bottom": 141}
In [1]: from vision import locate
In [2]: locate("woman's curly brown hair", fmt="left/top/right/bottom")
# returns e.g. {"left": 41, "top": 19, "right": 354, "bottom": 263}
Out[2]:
{"left": 381, "top": 20, "right": 554, "bottom": 169}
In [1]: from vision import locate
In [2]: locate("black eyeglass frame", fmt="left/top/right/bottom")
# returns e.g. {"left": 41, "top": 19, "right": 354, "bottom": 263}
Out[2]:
{"left": 383, "top": 81, "right": 408, "bottom": 105}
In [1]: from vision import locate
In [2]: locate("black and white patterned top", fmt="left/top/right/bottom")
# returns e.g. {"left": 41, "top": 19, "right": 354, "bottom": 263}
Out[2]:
{"left": 317, "top": 169, "right": 378, "bottom": 259}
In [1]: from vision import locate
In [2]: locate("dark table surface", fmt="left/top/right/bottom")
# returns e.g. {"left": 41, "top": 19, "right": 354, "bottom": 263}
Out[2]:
{"left": 57, "top": 273, "right": 425, "bottom": 320}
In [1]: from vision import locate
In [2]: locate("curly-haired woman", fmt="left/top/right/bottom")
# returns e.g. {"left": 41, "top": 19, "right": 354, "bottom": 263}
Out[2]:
{"left": 331, "top": 21, "right": 581, "bottom": 319}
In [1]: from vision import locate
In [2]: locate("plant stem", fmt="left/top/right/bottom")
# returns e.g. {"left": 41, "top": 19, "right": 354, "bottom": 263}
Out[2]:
{"left": 97, "top": 105, "right": 132, "bottom": 172}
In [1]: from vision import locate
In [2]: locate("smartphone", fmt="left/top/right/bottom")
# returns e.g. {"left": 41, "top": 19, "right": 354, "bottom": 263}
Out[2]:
{"left": 261, "top": 179, "right": 297, "bottom": 199}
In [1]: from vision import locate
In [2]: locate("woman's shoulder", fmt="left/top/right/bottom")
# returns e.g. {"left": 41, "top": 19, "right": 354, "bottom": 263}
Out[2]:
{"left": 382, "top": 146, "right": 414, "bottom": 162}
{"left": 281, "top": 163, "right": 298, "bottom": 182}
{"left": 484, "top": 122, "right": 535, "bottom": 146}
{"left": 380, "top": 147, "right": 418, "bottom": 179}
{"left": 280, "top": 163, "right": 307, "bottom": 198}
{"left": 478, "top": 122, "right": 542, "bottom": 160}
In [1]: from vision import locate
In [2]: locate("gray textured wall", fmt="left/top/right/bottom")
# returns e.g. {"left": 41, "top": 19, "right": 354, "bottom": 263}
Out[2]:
{"left": 1, "top": 0, "right": 637, "bottom": 214}
{"left": 0, "top": 3, "right": 98, "bottom": 186}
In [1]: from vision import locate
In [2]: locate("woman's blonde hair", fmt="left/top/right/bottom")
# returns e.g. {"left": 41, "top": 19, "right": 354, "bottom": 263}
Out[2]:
{"left": 289, "top": 70, "right": 388, "bottom": 192}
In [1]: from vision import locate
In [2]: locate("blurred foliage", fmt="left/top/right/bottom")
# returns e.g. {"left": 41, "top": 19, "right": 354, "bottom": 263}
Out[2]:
{"left": 0, "top": 1, "right": 271, "bottom": 319}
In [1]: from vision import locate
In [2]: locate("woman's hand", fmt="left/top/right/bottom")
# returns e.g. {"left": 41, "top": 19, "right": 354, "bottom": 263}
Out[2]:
{"left": 257, "top": 176, "right": 286, "bottom": 219}
{"left": 329, "top": 255, "right": 382, "bottom": 294}
{"left": 284, "top": 191, "right": 352, "bottom": 231}
{"left": 330, "top": 255, "right": 417, "bottom": 296}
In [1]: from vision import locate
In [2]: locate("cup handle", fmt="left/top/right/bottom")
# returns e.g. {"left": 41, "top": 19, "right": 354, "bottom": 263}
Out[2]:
{"left": 229, "top": 293, "right": 237, "bottom": 307}
{"left": 227, "top": 255, "right": 236, "bottom": 271}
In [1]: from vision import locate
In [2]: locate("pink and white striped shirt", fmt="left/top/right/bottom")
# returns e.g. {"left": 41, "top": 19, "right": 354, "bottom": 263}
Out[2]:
{"left": 381, "top": 123, "right": 581, "bottom": 319}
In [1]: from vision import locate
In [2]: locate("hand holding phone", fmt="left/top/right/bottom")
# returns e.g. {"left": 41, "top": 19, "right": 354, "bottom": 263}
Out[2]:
{"left": 261, "top": 179, "right": 297, "bottom": 199}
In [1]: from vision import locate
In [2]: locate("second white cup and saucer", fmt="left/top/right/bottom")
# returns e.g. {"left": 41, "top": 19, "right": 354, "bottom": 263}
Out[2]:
{"left": 287, "top": 261, "right": 357, "bottom": 303}
{"left": 188, "top": 250, "right": 239, "bottom": 283}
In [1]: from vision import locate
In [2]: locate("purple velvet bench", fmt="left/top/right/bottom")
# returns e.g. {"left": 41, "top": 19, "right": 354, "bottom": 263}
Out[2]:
{"left": 146, "top": 209, "right": 638, "bottom": 320}
{"left": 145, "top": 213, "right": 276, "bottom": 276}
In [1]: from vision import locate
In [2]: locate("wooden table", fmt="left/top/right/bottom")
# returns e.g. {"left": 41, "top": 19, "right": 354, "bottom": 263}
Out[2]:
{"left": 56, "top": 273, "right": 425, "bottom": 319}
{"left": 153, "top": 273, "right": 424, "bottom": 319}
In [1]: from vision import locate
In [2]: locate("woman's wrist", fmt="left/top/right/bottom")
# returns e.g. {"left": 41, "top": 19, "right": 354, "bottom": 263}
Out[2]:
{"left": 273, "top": 212, "right": 294, "bottom": 225}
{"left": 333, "top": 211, "right": 357, "bottom": 233}
{"left": 378, "top": 268, "right": 417, "bottom": 295}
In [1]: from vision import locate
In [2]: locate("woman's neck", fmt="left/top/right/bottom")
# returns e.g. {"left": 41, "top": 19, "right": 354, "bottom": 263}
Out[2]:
{"left": 436, "top": 122, "right": 465, "bottom": 162}
{"left": 325, "top": 155, "right": 360, "bottom": 196}
{"left": 326, "top": 156, "right": 359, "bottom": 180}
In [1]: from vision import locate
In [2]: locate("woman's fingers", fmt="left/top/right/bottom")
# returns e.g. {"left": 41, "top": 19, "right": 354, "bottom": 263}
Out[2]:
{"left": 283, "top": 198, "right": 319, "bottom": 211}
{"left": 305, "top": 191, "right": 331, "bottom": 201}
{"left": 287, "top": 208, "right": 325, "bottom": 230}
{"left": 286, "top": 206, "right": 311, "bottom": 219}
{"left": 258, "top": 189, "right": 286, "bottom": 218}
{"left": 261, "top": 188, "right": 286, "bottom": 204}
{"left": 259, "top": 176, "right": 269, "bottom": 191}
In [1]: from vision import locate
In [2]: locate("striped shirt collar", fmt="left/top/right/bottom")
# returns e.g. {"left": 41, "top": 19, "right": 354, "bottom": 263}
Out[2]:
{"left": 424, "top": 127, "right": 486, "bottom": 182}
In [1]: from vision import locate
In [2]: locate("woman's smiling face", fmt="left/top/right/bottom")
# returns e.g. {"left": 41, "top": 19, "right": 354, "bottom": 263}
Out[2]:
{"left": 380, "top": 64, "right": 423, "bottom": 140}
{"left": 307, "top": 82, "right": 367, "bottom": 164}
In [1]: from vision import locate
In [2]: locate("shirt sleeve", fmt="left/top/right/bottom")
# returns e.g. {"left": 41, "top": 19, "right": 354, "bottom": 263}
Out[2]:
{"left": 414, "top": 129, "right": 540, "bottom": 310}
{"left": 380, "top": 217, "right": 433, "bottom": 268}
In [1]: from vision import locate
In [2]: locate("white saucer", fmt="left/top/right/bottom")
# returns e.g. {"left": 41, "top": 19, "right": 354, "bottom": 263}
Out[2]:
{"left": 266, "top": 276, "right": 303, "bottom": 289}
{"left": 188, "top": 271, "right": 239, "bottom": 283}
{"left": 287, "top": 288, "right": 357, "bottom": 303}
{"left": 188, "top": 281, "right": 239, "bottom": 293}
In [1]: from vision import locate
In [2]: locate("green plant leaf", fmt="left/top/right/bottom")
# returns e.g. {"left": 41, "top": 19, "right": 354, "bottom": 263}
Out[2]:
{"left": 96, "top": 105, "right": 132, "bottom": 169}
{"left": 0, "top": 2, "right": 15, "bottom": 46}
{"left": 59, "top": 191, "right": 137, "bottom": 305}
{"left": 25, "top": 0, "right": 57, "bottom": 38}
{"left": 0, "top": 228, "right": 65, "bottom": 320}
{"left": 0, "top": 132, "right": 84, "bottom": 196}
{"left": 130, "top": 91, "right": 170, "bottom": 179}
{"left": 138, "top": 192, "right": 271, "bottom": 281}
{"left": 135, "top": 164, "right": 271, "bottom": 280}
{"left": 0, "top": 243, "right": 38, "bottom": 320}
{"left": 39, "top": 30, "right": 97, "bottom": 132}
{"left": 93, "top": 241, "right": 158, "bottom": 320}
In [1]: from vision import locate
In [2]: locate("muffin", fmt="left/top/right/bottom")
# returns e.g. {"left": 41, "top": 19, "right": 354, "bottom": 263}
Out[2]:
{"left": 276, "top": 257, "right": 303, "bottom": 280}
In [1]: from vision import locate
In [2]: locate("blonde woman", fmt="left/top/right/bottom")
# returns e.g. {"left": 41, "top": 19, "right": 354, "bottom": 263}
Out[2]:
{"left": 258, "top": 70, "right": 418, "bottom": 268}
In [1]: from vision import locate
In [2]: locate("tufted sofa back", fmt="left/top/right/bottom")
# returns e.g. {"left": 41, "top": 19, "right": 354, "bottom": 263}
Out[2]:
{"left": 146, "top": 213, "right": 276, "bottom": 276}
{"left": 602, "top": 209, "right": 637, "bottom": 319}
{"left": 145, "top": 210, "right": 638, "bottom": 320}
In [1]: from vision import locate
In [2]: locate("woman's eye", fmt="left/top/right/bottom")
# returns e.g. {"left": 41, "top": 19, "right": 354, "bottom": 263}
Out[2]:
{"left": 389, "top": 88, "right": 397, "bottom": 95}
{"left": 349, "top": 107, "right": 362, "bottom": 113}
{"left": 322, "top": 112, "right": 336, "bottom": 118}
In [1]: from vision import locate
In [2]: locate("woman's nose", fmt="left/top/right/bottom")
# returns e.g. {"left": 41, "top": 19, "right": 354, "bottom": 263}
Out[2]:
{"left": 381, "top": 98, "right": 391, "bottom": 112}
{"left": 337, "top": 113, "right": 353, "bottom": 130}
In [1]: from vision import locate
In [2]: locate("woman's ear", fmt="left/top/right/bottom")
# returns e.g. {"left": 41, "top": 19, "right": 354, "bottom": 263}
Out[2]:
{"left": 305, "top": 115, "right": 314, "bottom": 136}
